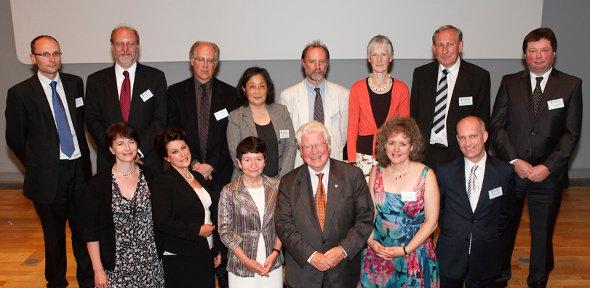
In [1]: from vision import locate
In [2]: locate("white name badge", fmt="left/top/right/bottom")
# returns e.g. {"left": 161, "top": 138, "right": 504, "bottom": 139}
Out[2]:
{"left": 75, "top": 97, "right": 84, "bottom": 108}
{"left": 279, "top": 129, "right": 289, "bottom": 139}
{"left": 214, "top": 108, "right": 229, "bottom": 121}
{"left": 140, "top": 90, "right": 154, "bottom": 102}
{"left": 458, "top": 96, "right": 473, "bottom": 106}
{"left": 488, "top": 187, "right": 503, "bottom": 199}
{"left": 401, "top": 191, "right": 417, "bottom": 202}
{"left": 547, "top": 98, "right": 564, "bottom": 110}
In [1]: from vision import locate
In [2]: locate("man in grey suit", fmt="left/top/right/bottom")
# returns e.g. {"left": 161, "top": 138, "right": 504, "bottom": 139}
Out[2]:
{"left": 275, "top": 121, "right": 374, "bottom": 288}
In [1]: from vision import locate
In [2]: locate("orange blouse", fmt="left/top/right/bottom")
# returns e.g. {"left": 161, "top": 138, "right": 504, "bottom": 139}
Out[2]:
{"left": 347, "top": 77, "right": 410, "bottom": 160}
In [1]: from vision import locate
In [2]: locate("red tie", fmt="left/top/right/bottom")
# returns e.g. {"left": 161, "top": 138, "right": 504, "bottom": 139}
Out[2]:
{"left": 120, "top": 71, "right": 131, "bottom": 122}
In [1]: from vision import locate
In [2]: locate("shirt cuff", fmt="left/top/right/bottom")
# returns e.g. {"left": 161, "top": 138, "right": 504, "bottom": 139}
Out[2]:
{"left": 338, "top": 246, "right": 348, "bottom": 258}
{"left": 307, "top": 251, "right": 318, "bottom": 263}
{"left": 509, "top": 159, "right": 517, "bottom": 164}
{"left": 137, "top": 149, "right": 144, "bottom": 159}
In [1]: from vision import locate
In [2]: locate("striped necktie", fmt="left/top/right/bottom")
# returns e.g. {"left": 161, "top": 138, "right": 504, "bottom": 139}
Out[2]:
{"left": 432, "top": 69, "right": 449, "bottom": 134}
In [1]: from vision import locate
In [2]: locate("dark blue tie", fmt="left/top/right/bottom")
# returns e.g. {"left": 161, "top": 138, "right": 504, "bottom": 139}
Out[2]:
{"left": 50, "top": 81, "right": 75, "bottom": 157}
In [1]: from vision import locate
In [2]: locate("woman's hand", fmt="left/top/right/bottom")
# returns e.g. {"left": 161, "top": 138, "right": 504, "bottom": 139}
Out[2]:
{"left": 214, "top": 253, "right": 222, "bottom": 268}
{"left": 241, "top": 257, "right": 265, "bottom": 275}
{"left": 199, "top": 224, "right": 215, "bottom": 237}
{"left": 259, "top": 251, "right": 279, "bottom": 276}
{"left": 383, "top": 246, "right": 405, "bottom": 259}
{"left": 94, "top": 269, "right": 108, "bottom": 288}
{"left": 368, "top": 239, "right": 401, "bottom": 260}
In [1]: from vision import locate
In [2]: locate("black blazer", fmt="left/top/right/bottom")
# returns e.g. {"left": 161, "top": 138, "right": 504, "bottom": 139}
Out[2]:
{"left": 491, "top": 69, "right": 582, "bottom": 191}
{"left": 410, "top": 60, "right": 490, "bottom": 163}
{"left": 167, "top": 77, "right": 240, "bottom": 194}
{"left": 5, "top": 73, "right": 91, "bottom": 204}
{"left": 85, "top": 63, "right": 167, "bottom": 172}
{"left": 436, "top": 155, "right": 515, "bottom": 280}
{"left": 151, "top": 167, "right": 221, "bottom": 258}
{"left": 83, "top": 166, "right": 159, "bottom": 271}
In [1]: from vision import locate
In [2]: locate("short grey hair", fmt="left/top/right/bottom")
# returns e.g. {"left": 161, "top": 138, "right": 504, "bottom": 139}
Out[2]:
{"left": 367, "top": 35, "right": 394, "bottom": 58}
{"left": 189, "top": 41, "right": 220, "bottom": 61}
{"left": 296, "top": 121, "right": 332, "bottom": 150}
{"left": 432, "top": 25, "right": 463, "bottom": 44}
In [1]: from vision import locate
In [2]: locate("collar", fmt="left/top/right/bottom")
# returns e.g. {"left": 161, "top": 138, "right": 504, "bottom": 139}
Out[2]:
{"left": 194, "top": 77, "right": 213, "bottom": 87}
{"left": 307, "top": 159, "right": 330, "bottom": 178}
{"left": 115, "top": 62, "right": 137, "bottom": 76}
{"left": 529, "top": 67, "right": 552, "bottom": 80}
{"left": 305, "top": 78, "right": 326, "bottom": 96}
{"left": 464, "top": 152, "right": 487, "bottom": 171}
{"left": 439, "top": 57, "right": 461, "bottom": 75}
{"left": 37, "top": 71, "right": 61, "bottom": 87}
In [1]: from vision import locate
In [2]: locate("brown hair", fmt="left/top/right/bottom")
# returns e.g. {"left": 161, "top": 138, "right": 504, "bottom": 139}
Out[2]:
{"left": 375, "top": 117, "right": 425, "bottom": 167}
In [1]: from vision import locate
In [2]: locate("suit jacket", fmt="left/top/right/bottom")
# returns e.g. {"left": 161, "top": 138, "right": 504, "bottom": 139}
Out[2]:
{"left": 279, "top": 80, "right": 349, "bottom": 166}
{"left": 411, "top": 60, "right": 490, "bottom": 164}
{"left": 83, "top": 166, "right": 159, "bottom": 271}
{"left": 491, "top": 69, "right": 582, "bottom": 191}
{"left": 167, "top": 77, "right": 240, "bottom": 194}
{"left": 151, "top": 167, "right": 221, "bottom": 258}
{"left": 226, "top": 103, "right": 297, "bottom": 179}
{"left": 347, "top": 77, "right": 410, "bottom": 160}
{"left": 436, "top": 155, "right": 515, "bottom": 280}
{"left": 85, "top": 63, "right": 167, "bottom": 172}
{"left": 5, "top": 73, "right": 91, "bottom": 204}
{"left": 218, "top": 175, "right": 284, "bottom": 277}
{"left": 275, "top": 159, "right": 374, "bottom": 288}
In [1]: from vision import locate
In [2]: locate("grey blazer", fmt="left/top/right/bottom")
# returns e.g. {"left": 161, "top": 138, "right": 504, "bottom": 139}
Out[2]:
{"left": 227, "top": 103, "right": 297, "bottom": 179}
{"left": 218, "top": 174, "right": 284, "bottom": 277}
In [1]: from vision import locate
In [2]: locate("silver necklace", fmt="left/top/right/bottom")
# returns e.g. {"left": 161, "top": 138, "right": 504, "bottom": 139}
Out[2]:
{"left": 184, "top": 171, "right": 195, "bottom": 183}
{"left": 368, "top": 74, "right": 392, "bottom": 92}
{"left": 113, "top": 164, "right": 137, "bottom": 177}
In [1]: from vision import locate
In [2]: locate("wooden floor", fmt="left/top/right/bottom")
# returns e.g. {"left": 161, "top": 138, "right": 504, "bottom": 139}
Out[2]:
{"left": 1, "top": 188, "right": 589, "bottom": 287}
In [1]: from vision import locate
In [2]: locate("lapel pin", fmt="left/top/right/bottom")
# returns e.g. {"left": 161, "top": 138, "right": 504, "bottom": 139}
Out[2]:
{"left": 335, "top": 184, "right": 338, "bottom": 188}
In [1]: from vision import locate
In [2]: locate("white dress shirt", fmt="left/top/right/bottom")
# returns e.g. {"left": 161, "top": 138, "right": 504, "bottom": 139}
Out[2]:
{"left": 464, "top": 153, "right": 487, "bottom": 212}
{"left": 430, "top": 58, "right": 461, "bottom": 146}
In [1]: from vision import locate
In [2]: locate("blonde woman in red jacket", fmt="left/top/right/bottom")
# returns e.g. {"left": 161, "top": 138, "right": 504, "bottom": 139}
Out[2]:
{"left": 347, "top": 35, "right": 410, "bottom": 178}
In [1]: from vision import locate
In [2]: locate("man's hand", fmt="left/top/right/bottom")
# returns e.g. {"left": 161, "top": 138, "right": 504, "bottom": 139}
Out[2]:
{"left": 310, "top": 252, "right": 332, "bottom": 272}
{"left": 528, "top": 164, "right": 550, "bottom": 182}
{"left": 192, "top": 162, "right": 214, "bottom": 180}
{"left": 513, "top": 159, "right": 533, "bottom": 179}
{"left": 199, "top": 224, "right": 215, "bottom": 237}
{"left": 324, "top": 247, "right": 346, "bottom": 268}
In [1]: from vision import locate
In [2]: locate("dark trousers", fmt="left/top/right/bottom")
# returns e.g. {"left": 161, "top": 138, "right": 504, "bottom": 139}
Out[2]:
{"left": 215, "top": 247, "right": 229, "bottom": 288}
{"left": 498, "top": 183, "right": 562, "bottom": 287}
{"left": 32, "top": 159, "right": 93, "bottom": 288}
{"left": 162, "top": 254, "right": 214, "bottom": 288}
{"left": 441, "top": 275, "right": 496, "bottom": 288}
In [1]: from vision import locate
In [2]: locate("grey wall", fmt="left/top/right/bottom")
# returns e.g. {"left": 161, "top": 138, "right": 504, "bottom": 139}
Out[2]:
{"left": 2, "top": 0, "right": 588, "bottom": 180}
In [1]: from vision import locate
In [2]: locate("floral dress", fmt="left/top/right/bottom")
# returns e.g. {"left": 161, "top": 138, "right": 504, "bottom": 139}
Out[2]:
{"left": 359, "top": 166, "right": 439, "bottom": 288}
{"left": 107, "top": 170, "right": 165, "bottom": 287}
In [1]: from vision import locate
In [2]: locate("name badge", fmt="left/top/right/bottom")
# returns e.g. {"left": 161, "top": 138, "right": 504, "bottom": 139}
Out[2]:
{"left": 140, "top": 90, "right": 154, "bottom": 102}
{"left": 401, "top": 191, "right": 417, "bottom": 202}
{"left": 75, "top": 97, "right": 84, "bottom": 108}
{"left": 214, "top": 108, "right": 229, "bottom": 121}
{"left": 280, "top": 129, "right": 289, "bottom": 139}
{"left": 488, "top": 187, "right": 503, "bottom": 199}
{"left": 547, "top": 98, "right": 564, "bottom": 110}
{"left": 458, "top": 96, "right": 473, "bottom": 106}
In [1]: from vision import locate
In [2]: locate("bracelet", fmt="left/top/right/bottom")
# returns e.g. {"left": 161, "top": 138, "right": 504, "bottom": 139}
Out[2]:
{"left": 272, "top": 248, "right": 281, "bottom": 254}
{"left": 402, "top": 245, "right": 408, "bottom": 256}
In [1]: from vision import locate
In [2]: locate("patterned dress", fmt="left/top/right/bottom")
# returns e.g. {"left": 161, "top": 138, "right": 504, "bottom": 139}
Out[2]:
{"left": 107, "top": 170, "right": 165, "bottom": 287}
{"left": 359, "top": 166, "right": 439, "bottom": 288}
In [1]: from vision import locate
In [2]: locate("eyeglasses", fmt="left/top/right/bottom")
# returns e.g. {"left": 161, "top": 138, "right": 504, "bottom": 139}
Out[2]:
{"left": 193, "top": 57, "right": 217, "bottom": 65}
{"left": 33, "top": 51, "right": 62, "bottom": 58}
{"left": 300, "top": 141, "right": 327, "bottom": 153}
{"left": 114, "top": 41, "right": 138, "bottom": 48}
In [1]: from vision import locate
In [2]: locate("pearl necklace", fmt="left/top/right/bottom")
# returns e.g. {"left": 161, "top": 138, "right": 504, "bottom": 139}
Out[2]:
{"left": 368, "top": 74, "right": 392, "bottom": 92}
{"left": 113, "top": 164, "right": 137, "bottom": 177}
{"left": 183, "top": 171, "right": 195, "bottom": 183}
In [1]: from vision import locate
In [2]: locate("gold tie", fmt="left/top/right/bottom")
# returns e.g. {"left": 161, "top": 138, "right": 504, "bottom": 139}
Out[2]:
{"left": 315, "top": 173, "right": 327, "bottom": 230}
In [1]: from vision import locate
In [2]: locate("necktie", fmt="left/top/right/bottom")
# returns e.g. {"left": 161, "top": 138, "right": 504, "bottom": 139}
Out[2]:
{"left": 315, "top": 173, "right": 327, "bottom": 230}
{"left": 50, "top": 81, "right": 75, "bottom": 157}
{"left": 120, "top": 71, "right": 131, "bottom": 122}
{"left": 532, "top": 76, "right": 543, "bottom": 115}
{"left": 313, "top": 87, "right": 324, "bottom": 123}
{"left": 198, "top": 84, "right": 210, "bottom": 159}
{"left": 432, "top": 69, "right": 449, "bottom": 134}
{"left": 467, "top": 165, "right": 478, "bottom": 211}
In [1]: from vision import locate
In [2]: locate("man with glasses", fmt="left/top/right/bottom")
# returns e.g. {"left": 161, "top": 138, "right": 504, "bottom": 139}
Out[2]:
{"left": 85, "top": 25, "right": 167, "bottom": 172}
{"left": 275, "top": 121, "right": 373, "bottom": 288}
{"left": 6, "top": 35, "right": 93, "bottom": 287}
{"left": 167, "top": 41, "right": 240, "bottom": 288}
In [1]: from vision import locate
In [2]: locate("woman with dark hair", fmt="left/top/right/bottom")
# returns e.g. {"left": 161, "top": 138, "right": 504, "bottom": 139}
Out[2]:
{"left": 218, "top": 136, "right": 284, "bottom": 287}
{"left": 359, "top": 117, "right": 440, "bottom": 288}
{"left": 84, "top": 122, "right": 164, "bottom": 288}
{"left": 227, "top": 66, "right": 297, "bottom": 179}
{"left": 151, "top": 128, "right": 221, "bottom": 287}
{"left": 348, "top": 35, "right": 410, "bottom": 179}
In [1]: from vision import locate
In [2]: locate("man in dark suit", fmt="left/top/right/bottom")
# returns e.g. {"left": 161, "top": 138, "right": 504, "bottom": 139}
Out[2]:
{"left": 85, "top": 25, "right": 167, "bottom": 172}
{"left": 275, "top": 121, "right": 374, "bottom": 288}
{"left": 167, "top": 41, "right": 240, "bottom": 288}
{"left": 411, "top": 25, "right": 490, "bottom": 170}
{"left": 436, "top": 116, "right": 515, "bottom": 288}
{"left": 491, "top": 27, "right": 582, "bottom": 288}
{"left": 5, "top": 35, "right": 93, "bottom": 288}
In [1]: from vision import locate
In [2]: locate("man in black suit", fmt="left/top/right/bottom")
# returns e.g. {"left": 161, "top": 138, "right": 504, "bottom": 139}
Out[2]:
{"left": 167, "top": 41, "right": 240, "bottom": 288}
{"left": 436, "top": 116, "right": 515, "bottom": 288}
{"left": 275, "top": 121, "right": 374, "bottom": 288}
{"left": 491, "top": 27, "right": 582, "bottom": 288}
{"left": 5, "top": 35, "right": 93, "bottom": 288}
{"left": 411, "top": 25, "right": 490, "bottom": 170}
{"left": 85, "top": 25, "right": 167, "bottom": 172}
